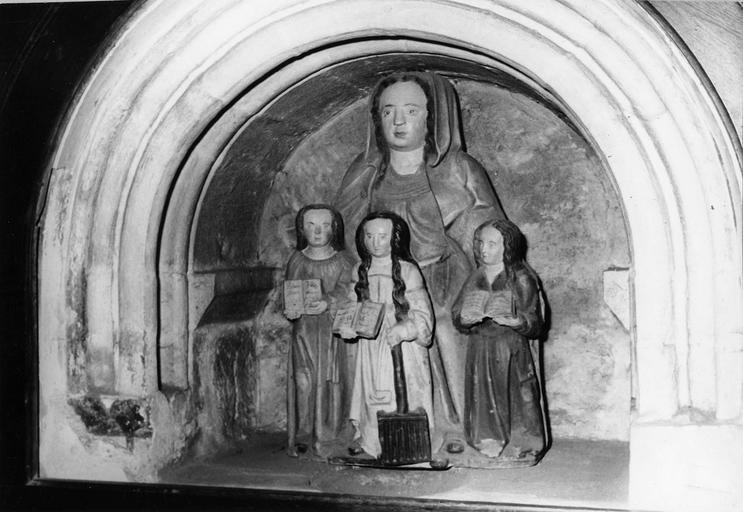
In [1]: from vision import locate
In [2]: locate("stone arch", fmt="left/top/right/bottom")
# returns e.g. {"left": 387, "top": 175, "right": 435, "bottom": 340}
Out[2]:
{"left": 37, "top": 0, "right": 742, "bottom": 507}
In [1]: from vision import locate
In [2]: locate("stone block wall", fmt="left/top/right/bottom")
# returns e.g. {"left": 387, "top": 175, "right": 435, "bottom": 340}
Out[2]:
{"left": 192, "top": 324, "right": 256, "bottom": 452}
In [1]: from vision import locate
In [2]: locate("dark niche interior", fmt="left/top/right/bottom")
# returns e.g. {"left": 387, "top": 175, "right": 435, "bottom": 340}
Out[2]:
{"left": 182, "top": 53, "right": 631, "bottom": 467}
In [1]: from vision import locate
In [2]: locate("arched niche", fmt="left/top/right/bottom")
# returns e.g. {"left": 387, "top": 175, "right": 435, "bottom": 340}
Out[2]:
{"left": 36, "top": 0, "right": 742, "bottom": 509}
{"left": 180, "top": 52, "right": 631, "bottom": 443}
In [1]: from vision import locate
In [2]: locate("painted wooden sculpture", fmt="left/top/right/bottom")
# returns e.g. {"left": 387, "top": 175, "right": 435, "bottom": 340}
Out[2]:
{"left": 334, "top": 72, "right": 509, "bottom": 456}
{"left": 283, "top": 204, "right": 355, "bottom": 458}
{"left": 452, "top": 219, "right": 548, "bottom": 466}
{"left": 336, "top": 211, "right": 435, "bottom": 461}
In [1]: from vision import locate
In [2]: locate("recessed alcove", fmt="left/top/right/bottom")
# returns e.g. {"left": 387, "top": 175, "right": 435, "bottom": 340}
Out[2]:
{"left": 35, "top": 2, "right": 742, "bottom": 511}
{"left": 147, "top": 52, "right": 634, "bottom": 507}
{"left": 183, "top": 53, "right": 631, "bottom": 448}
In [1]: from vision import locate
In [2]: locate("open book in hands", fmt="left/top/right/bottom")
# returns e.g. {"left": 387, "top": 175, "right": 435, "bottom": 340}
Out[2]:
{"left": 332, "top": 301, "right": 385, "bottom": 339}
{"left": 459, "top": 289, "right": 511, "bottom": 325}
{"left": 283, "top": 279, "right": 323, "bottom": 316}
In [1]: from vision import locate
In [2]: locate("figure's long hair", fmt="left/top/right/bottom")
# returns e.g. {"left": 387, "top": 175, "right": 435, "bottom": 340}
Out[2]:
{"left": 355, "top": 211, "right": 414, "bottom": 322}
{"left": 294, "top": 204, "right": 345, "bottom": 251}
{"left": 370, "top": 73, "right": 436, "bottom": 189}
{"left": 473, "top": 218, "right": 529, "bottom": 279}
{"left": 474, "top": 218, "right": 549, "bottom": 339}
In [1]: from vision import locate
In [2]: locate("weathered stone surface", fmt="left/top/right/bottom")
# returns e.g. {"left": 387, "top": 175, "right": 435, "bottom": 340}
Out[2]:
{"left": 148, "top": 390, "right": 199, "bottom": 471}
{"left": 41, "top": 396, "right": 160, "bottom": 482}
{"left": 192, "top": 322, "right": 257, "bottom": 455}
{"left": 258, "top": 106, "right": 367, "bottom": 265}
{"left": 603, "top": 269, "right": 631, "bottom": 330}
{"left": 630, "top": 423, "right": 743, "bottom": 512}
{"left": 69, "top": 396, "right": 118, "bottom": 435}
{"left": 253, "top": 286, "right": 292, "bottom": 431}
{"left": 69, "top": 396, "right": 151, "bottom": 443}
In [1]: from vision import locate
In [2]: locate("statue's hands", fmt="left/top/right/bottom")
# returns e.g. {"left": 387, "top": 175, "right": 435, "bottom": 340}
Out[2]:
{"left": 459, "top": 313, "right": 485, "bottom": 327}
{"left": 284, "top": 309, "right": 301, "bottom": 320}
{"left": 304, "top": 299, "right": 328, "bottom": 315}
{"left": 491, "top": 313, "right": 522, "bottom": 328}
{"left": 485, "top": 294, "right": 511, "bottom": 320}
{"left": 337, "top": 326, "right": 357, "bottom": 340}
{"left": 384, "top": 322, "right": 414, "bottom": 347}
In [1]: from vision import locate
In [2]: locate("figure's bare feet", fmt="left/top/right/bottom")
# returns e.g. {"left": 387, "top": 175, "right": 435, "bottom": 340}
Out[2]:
{"left": 348, "top": 445, "right": 365, "bottom": 456}
{"left": 287, "top": 443, "right": 308, "bottom": 457}
{"left": 442, "top": 436, "right": 465, "bottom": 454}
{"left": 502, "top": 444, "right": 539, "bottom": 459}
{"left": 445, "top": 441, "right": 464, "bottom": 453}
{"left": 477, "top": 438, "right": 506, "bottom": 458}
{"left": 430, "top": 458, "right": 450, "bottom": 469}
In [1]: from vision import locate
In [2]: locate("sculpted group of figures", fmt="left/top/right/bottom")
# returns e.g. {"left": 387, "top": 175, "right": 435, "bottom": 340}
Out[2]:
{"left": 282, "top": 72, "right": 548, "bottom": 467}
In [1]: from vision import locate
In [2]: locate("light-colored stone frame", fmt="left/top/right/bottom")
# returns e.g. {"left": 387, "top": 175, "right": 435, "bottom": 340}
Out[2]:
{"left": 36, "top": 1, "right": 742, "bottom": 509}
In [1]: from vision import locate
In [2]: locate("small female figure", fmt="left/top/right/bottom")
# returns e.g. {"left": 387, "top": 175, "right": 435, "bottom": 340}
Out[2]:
{"left": 337, "top": 211, "right": 435, "bottom": 458}
{"left": 452, "top": 219, "right": 547, "bottom": 460}
{"left": 284, "top": 204, "right": 355, "bottom": 458}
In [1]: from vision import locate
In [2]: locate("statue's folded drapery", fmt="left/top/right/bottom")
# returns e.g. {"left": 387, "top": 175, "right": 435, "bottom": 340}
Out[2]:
{"left": 333, "top": 72, "right": 507, "bottom": 436}
{"left": 348, "top": 260, "right": 434, "bottom": 458}
{"left": 452, "top": 265, "right": 546, "bottom": 458}
{"left": 285, "top": 250, "right": 355, "bottom": 456}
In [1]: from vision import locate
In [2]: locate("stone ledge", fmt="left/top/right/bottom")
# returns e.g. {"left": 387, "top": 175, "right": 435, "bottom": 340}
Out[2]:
{"left": 629, "top": 423, "right": 743, "bottom": 512}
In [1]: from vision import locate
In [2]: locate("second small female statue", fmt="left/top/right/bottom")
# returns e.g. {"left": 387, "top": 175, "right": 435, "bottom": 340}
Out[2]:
{"left": 338, "top": 211, "right": 435, "bottom": 458}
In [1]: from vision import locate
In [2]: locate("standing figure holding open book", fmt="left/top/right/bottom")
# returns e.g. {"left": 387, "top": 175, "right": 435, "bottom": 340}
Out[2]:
{"left": 452, "top": 219, "right": 547, "bottom": 462}
{"left": 337, "top": 211, "right": 435, "bottom": 458}
{"left": 283, "top": 204, "right": 355, "bottom": 458}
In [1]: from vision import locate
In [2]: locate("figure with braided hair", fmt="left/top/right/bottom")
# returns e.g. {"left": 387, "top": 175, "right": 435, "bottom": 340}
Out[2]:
{"left": 337, "top": 211, "right": 434, "bottom": 458}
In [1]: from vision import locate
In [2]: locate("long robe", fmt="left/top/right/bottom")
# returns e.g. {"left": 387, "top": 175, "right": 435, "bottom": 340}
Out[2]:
{"left": 452, "top": 265, "right": 546, "bottom": 458}
{"left": 349, "top": 259, "right": 434, "bottom": 457}
{"left": 285, "top": 250, "right": 354, "bottom": 456}
{"left": 333, "top": 72, "right": 507, "bottom": 438}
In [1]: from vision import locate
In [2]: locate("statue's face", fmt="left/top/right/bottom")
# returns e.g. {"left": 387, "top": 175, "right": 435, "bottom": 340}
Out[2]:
{"left": 475, "top": 226, "right": 504, "bottom": 266}
{"left": 302, "top": 208, "right": 334, "bottom": 248}
{"left": 363, "top": 218, "right": 393, "bottom": 258}
{"left": 378, "top": 81, "right": 428, "bottom": 152}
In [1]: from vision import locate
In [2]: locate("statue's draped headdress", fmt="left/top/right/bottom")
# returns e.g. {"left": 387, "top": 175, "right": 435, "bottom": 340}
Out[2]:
{"left": 362, "top": 71, "right": 463, "bottom": 168}
{"left": 334, "top": 71, "right": 499, "bottom": 259}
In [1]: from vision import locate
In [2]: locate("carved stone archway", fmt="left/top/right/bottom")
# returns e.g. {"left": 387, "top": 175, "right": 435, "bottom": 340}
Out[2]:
{"left": 37, "top": 1, "right": 742, "bottom": 509}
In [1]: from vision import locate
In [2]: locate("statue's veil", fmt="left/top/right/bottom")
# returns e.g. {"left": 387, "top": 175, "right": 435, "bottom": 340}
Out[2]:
{"left": 362, "top": 72, "right": 463, "bottom": 168}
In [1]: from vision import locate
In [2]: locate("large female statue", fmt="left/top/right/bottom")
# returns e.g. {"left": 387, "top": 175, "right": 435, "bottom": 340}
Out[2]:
{"left": 334, "top": 72, "right": 507, "bottom": 453}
